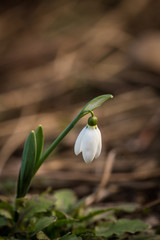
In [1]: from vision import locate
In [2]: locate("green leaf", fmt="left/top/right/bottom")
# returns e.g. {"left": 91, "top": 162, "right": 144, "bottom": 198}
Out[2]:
{"left": 80, "top": 94, "right": 113, "bottom": 116}
{"left": 59, "top": 234, "right": 82, "bottom": 240}
{"left": 52, "top": 209, "right": 78, "bottom": 226}
{"left": 0, "top": 201, "right": 14, "bottom": 218}
{"left": 53, "top": 218, "right": 77, "bottom": 227}
{"left": 95, "top": 219, "right": 148, "bottom": 238}
{"left": 79, "top": 208, "right": 114, "bottom": 221}
{"left": 129, "top": 234, "right": 160, "bottom": 240}
{"left": 31, "top": 216, "right": 56, "bottom": 236}
{"left": 54, "top": 209, "right": 68, "bottom": 219}
{"left": 53, "top": 189, "right": 77, "bottom": 213}
{"left": 116, "top": 203, "right": 139, "bottom": 213}
{"left": 34, "top": 125, "right": 44, "bottom": 173}
{"left": 0, "top": 216, "right": 8, "bottom": 227}
{"left": 73, "top": 228, "right": 95, "bottom": 236}
{"left": 78, "top": 204, "right": 139, "bottom": 222}
{"left": 17, "top": 130, "right": 37, "bottom": 198}
{"left": 0, "top": 209, "right": 12, "bottom": 220}
{"left": 36, "top": 231, "right": 50, "bottom": 240}
{"left": 20, "top": 195, "right": 54, "bottom": 219}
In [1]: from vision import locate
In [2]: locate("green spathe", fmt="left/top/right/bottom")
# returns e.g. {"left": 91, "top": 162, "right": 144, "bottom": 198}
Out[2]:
{"left": 80, "top": 94, "right": 113, "bottom": 114}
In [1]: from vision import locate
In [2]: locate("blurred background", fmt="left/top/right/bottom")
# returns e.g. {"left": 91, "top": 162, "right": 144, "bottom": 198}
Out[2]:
{"left": 0, "top": 0, "right": 160, "bottom": 215}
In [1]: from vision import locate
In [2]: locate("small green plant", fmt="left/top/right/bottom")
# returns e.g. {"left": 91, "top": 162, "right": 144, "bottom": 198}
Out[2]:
{"left": 0, "top": 94, "right": 155, "bottom": 239}
{"left": 16, "top": 94, "right": 113, "bottom": 198}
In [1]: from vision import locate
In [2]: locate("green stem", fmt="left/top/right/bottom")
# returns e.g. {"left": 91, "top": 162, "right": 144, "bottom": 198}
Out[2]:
{"left": 34, "top": 111, "right": 88, "bottom": 174}
{"left": 88, "top": 110, "right": 94, "bottom": 117}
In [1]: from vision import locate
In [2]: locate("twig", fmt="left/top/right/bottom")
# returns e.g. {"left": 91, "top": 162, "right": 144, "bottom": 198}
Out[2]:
{"left": 85, "top": 150, "right": 116, "bottom": 206}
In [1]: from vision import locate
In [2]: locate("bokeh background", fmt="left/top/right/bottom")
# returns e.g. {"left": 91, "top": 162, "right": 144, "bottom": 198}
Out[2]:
{"left": 0, "top": 0, "right": 160, "bottom": 220}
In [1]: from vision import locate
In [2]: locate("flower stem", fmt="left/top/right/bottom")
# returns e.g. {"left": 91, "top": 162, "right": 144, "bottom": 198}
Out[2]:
{"left": 34, "top": 111, "right": 88, "bottom": 174}
{"left": 88, "top": 110, "right": 94, "bottom": 117}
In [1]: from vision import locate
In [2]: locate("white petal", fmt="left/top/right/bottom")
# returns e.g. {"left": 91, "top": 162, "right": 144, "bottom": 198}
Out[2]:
{"left": 82, "top": 150, "right": 95, "bottom": 163}
{"left": 81, "top": 126, "right": 98, "bottom": 163}
{"left": 74, "top": 126, "right": 86, "bottom": 155}
{"left": 95, "top": 127, "right": 102, "bottom": 158}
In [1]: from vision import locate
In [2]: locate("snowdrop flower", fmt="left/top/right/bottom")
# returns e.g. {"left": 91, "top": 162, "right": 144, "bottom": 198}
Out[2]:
{"left": 74, "top": 115, "right": 102, "bottom": 163}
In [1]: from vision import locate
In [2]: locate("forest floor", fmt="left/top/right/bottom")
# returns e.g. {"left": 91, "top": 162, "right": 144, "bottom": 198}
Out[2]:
{"left": 0, "top": 1, "right": 160, "bottom": 239}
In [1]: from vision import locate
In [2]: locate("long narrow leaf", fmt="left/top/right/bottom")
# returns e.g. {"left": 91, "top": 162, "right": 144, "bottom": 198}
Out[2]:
{"left": 17, "top": 130, "right": 37, "bottom": 198}
{"left": 34, "top": 125, "right": 43, "bottom": 173}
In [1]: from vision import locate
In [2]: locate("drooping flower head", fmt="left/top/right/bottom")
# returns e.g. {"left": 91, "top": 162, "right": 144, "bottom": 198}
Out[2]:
{"left": 74, "top": 114, "right": 102, "bottom": 163}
